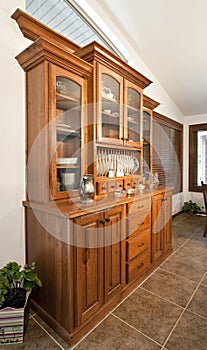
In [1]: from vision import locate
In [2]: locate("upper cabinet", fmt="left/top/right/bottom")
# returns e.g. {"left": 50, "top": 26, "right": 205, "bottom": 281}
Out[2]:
{"left": 75, "top": 42, "right": 152, "bottom": 150}
{"left": 50, "top": 65, "right": 86, "bottom": 200}
{"left": 143, "top": 95, "right": 160, "bottom": 180}
{"left": 15, "top": 38, "right": 92, "bottom": 203}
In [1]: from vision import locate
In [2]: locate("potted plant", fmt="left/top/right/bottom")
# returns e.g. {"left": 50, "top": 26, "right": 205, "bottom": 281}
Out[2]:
{"left": 0, "top": 261, "right": 42, "bottom": 345}
{"left": 182, "top": 200, "right": 201, "bottom": 214}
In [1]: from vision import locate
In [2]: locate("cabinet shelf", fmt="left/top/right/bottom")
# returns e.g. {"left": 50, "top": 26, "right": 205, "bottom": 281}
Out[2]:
{"left": 56, "top": 93, "right": 80, "bottom": 110}
{"left": 56, "top": 164, "right": 80, "bottom": 169}
{"left": 102, "top": 95, "right": 118, "bottom": 104}
{"left": 56, "top": 128, "right": 80, "bottom": 142}
{"left": 126, "top": 104, "right": 140, "bottom": 112}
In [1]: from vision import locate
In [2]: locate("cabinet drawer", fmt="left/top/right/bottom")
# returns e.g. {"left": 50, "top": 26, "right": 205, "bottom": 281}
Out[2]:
{"left": 124, "top": 179, "right": 132, "bottom": 190}
{"left": 126, "top": 230, "right": 150, "bottom": 262}
{"left": 127, "top": 211, "right": 150, "bottom": 237}
{"left": 127, "top": 252, "right": 150, "bottom": 284}
{"left": 96, "top": 181, "right": 107, "bottom": 195}
{"left": 108, "top": 180, "right": 116, "bottom": 192}
{"left": 116, "top": 179, "right": 124, "bottom": 190}
{"left": 128, "top": 197, "right": 151, "bottom": 214}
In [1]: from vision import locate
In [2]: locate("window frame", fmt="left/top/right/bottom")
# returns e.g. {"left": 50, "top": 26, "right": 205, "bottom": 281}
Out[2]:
{"left": 189, "top": 123, "right": 207, "bottom": 192}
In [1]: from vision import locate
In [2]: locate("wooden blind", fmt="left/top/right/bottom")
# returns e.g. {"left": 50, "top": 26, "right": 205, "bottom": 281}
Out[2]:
{"left": 152, "top": 112, "right": 183, "bottom": 194}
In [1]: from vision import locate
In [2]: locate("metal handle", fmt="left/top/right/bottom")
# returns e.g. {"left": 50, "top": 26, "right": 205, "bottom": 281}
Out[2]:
{"left": 100, "top": 219, "right": 105, "bottom": 224}
{"left": 136, "top": 262, "right": 144, "bottom": 269}
{"left": 138, "top": 205, "right": 144, "bottom": 209}
{"left": 105, "top": 217, "right": 111, "bottom": 223}
{"left": 138, "top": 222, "right": 144, "bottom": 227}
{"left": 138, "top": 242, "right": 144, "bottom": 248}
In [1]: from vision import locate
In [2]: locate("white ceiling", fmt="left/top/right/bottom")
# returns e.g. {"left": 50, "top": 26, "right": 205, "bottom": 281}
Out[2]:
{"left": 85, "top": 0, "right": 207, "bottom": 116}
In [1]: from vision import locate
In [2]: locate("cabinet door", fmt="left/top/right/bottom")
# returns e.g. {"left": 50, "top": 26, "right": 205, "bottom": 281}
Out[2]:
{"left": 49, "top": 64, "right": 87, "bottom": 200}
{"left": 98, "top": 64, "right": 123, "bottom": 144}
{"left": 151, "top": 193, "right": 164, "bottom": 262}
{"left": 124, "top": 80, "right": 142, "bottom": 149}
{"left": 104, "top": 206, "right": 126, "bottom": 302}
{"left": 74, "top": 213, "right": 103, "bottom": 326}
{"left": 152, "top": 192, "right": 172, "bottom": 262}
{"left": 143, "top": 109, "right": 152, "bottom": 180}
{"left": 163, "top": 193, "right": 172, "bottom": 252}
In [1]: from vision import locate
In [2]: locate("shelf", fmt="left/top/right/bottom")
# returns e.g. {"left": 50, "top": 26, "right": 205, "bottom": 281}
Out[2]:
{"left": 56, "top": 93, "right": 80, "bottom": 110}
{"left": 126, "top": 104, "right": 140, "bottom": 112}
{"left": 102, "top": 112, "right": 119, "bottom": 118}
{"left": 102, "top": 95, "right": 118, "bottom": 103}
{"left": 56, "top": 127, "right": 80, "bottom": 142}
{"left": 56, "top": 165, "right": 80, "bottom": 169}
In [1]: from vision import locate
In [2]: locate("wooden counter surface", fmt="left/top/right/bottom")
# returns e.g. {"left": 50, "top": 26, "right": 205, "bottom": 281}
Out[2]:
{"left": 23, "top": 186, "right": 173, "bottom": 219}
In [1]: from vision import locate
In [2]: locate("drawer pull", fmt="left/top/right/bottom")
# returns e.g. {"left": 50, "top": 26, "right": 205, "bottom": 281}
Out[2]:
{"left": 138, "top": 205, "right": 144, "bottom": 209}
{"left": 138, "top": 242, "right": 144, "bottom": 248}
{"left": 138, "top": 222, "right": 144, "bottom": 227}
{"left": 100, "top": 219, "right": 105, "bottom": 224}
{"left": 136, "top": 262, "right": 144, "bottom": 269}
{"left": 105, "top": 217, "right": 111, "bottom": 223}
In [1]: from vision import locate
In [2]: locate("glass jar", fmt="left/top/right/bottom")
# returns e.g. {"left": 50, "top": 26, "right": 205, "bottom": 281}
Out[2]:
{"left": 79, "top": 174, "right": 95, "bottom": 203}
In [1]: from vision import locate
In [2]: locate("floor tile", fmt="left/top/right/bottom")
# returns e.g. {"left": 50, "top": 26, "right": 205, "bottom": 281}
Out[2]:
{"left": 161, "top": 250, "right": 206, "bottom": 282}
{"left": 187, "top": 284, "right": 207, "bottom": 318}
{"left": 170, "top": 245, "right": 207, "bottom": 268}
{"left": 165, "top": 310, "right": 207, "bottom": 350}
{"left": 201, "top": 273, "right": 207, "bottom": 287}
{"left": 172, "top": 233, "right": 188, "bottom": 250}
{"left": 142, "top": 268, "right": 197, "bottom": 307}
{"left": 0, "top": 318, "right": 63, "bottom": 350}
{"left": 74, "top": 314, "right": 161, "bottom": 350}
{"left": 113, "top": 287, "right": 182, "bottom": 345}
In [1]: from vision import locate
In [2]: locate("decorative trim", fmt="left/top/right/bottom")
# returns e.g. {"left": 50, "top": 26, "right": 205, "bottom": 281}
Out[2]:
{"left": 153, "top": 111, "right": 183, "bottom": 131}
{"left": 143, "top": 95, "right": 160, "bottom": 110}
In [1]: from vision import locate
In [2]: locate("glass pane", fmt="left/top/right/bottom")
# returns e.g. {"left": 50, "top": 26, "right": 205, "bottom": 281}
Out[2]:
{"left": 197, "top": 130, "right": 207, "bottom": 185}
{"left": 127, "top": 88, "right": 140, "bottom": 143}
{"left": 101, "top": 74, "right": 120, "bottom": 139}
{"left": 56, "top": 76, "right": 81, "bottom": 193}
{"left": 143, "top": 111, "right": 150, "bottom": 143}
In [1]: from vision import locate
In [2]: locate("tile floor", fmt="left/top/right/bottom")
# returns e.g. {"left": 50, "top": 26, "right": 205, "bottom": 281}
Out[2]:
{"left": 2, "top": 213, "right": 207, "bottom": 350}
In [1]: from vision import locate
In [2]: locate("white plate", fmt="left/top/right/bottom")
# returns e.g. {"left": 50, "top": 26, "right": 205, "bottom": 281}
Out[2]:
{"left": 132, "top": 157, "right": 139, "bottom": 173}
{"left": 56, "top": 157, "right": 78, "bottom": 165}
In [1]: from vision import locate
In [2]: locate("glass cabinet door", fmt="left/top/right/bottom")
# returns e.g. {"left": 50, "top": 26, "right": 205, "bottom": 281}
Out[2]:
{"left": 124, "top": 82, "right": 142, "bottom": 149}
{"left": 98, "top": 65, "right": 123, "bottom": 144}
{"left": 50, "top": 66, "right": 85, "bottom": 199}
{"left": 143, "top": 110, "right": 151, "bottom": 180}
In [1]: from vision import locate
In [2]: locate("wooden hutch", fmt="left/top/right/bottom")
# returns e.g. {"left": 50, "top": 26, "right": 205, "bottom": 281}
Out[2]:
{"left": 12, "top": 9, "right": 173, "bottom": 346}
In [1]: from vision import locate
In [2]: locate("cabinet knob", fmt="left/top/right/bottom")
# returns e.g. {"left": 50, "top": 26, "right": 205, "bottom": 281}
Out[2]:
{"left": 111, "top": 185, "right": 115, "bottom": 189}
{"left": 121, "top": 137, "right": 124, "bottom": 141}
{"left": 136, "top": 262, "right": 144, "bottom": 269}
{"left": 138, "top": 222, "right": 144, "bottom": 227}
{"left": 105, "top": 217, "right": 111, "bottom": 223}
{"left": 100, "top": 219, "right": 105, "bottom": 224}
{"left": 125, "top": 138, "right": 129, "bottom": 141}
{"left": 102, "top": 186, "right": 107, "bottom": 190}
{"left": 138, "top": 205, "right": 144, "bottom": 209}
{"left": 138, "top": 242, "right": 144, "bottom": 248}
{"left": 119, "top": 184, "right": 123, "bottom": 188}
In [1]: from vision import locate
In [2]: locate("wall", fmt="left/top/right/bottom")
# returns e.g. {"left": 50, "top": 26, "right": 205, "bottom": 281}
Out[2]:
{"left": 184, "top": 114, "right": 207, "bottom": 210}
{"left": 0, "top": 0, "right": 30, "bottom": 266}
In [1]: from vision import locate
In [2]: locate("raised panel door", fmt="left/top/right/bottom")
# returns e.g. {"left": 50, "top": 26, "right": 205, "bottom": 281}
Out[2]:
{"left": 74, "top": 213, "right": 103, "bottom": 327}
{"left": 151, "top": 193, "right": 164, "bottom": 262}
{"left": 104, "top": 206, "right": 126, "bottom": 302}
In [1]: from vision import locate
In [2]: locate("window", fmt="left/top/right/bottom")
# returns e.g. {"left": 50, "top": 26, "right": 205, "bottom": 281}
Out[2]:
{"left": 152, "top": 112, "right": 183, "bottom": 194}
{"left": 25, "top": 0, "right": 127, "bottom": 61}
{"left": 189, "top": 124, "right": 207, "bottom": 192}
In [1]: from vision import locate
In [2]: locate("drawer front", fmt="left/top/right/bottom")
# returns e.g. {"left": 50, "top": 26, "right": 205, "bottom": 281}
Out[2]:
{"left": 127, "top": 211, "right": 150, "bottom": 237}
{"left": 126, "top": 230, "right": 150, "bottom": 262}
{"left": 108, "top": 180, "right": 116, "bottom": 193}
{"left": 96, "top": 181, "right": 107, "bottom": 195}
{"left": 128, "top": 197, "right": 151, "bottom": 215}
{"left": 127, "top": 252, "right": 150, "bottom": 284}
{"left": 116, "top": 179, "right": 124, "bottom": 190}
{"left": 124, "top": 179, "right": 132, "bottom": 190}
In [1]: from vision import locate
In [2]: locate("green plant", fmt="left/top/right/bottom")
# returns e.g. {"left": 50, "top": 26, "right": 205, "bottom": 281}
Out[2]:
{"left": 0, "top": 262, "right": 42, "bottom": 309}
{"left": 182, "top": 200, "right": 201, "bottom": 214}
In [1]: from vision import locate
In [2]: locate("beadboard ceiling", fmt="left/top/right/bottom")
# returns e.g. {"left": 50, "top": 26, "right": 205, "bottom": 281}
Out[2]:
{"left": 84, "top": 0, "right": 207, "bottom": 116}
{"left": 26, "top": 0, "right": 207, "bottom": 116}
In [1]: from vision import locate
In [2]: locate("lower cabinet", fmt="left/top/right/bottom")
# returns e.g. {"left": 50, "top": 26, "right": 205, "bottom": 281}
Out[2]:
{"left": 151, "top": 191, "right": 172, "bottom": 262}
{"left": 74, "top": 205, "right": 125, "bottom": 327}
{"left": 126, "top": 197, "right": 151, "bottom": 283}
